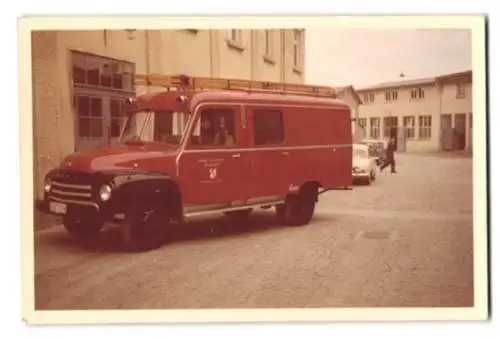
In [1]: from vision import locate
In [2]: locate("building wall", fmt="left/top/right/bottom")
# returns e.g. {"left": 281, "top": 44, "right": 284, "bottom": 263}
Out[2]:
{"left": 31, "top": 29, "right": 305, "bottom": 199}
{"left": 336, "top": 89, "right": 361, "bottom": 141}
{"left": 440, "top": 82, "right": 473, "bottom": 152}
{"left": 357, "top": 75, "right": 473, "bottom": 153}
{"left": 358, "top": 83, "right": 442, "bottom": 152}
{"left": 441, "top": 82, "right": 472, "bottom": 115}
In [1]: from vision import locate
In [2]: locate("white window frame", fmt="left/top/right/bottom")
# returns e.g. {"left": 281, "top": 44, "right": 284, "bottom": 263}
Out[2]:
{"left": 369, "top": 117, "right": 380, "bottom": 139}
{"left": 403, "top": 116, "right": 416, "bottom": 139}
{"left": 456, "top": 84, "right": 466, "bottom": 98}
{"left": 418, "top": 115, "right": 432, "bottom": 140}
{"left": 292, "top": 29, "right": 302, "bottom": 71}
{"left": 227, "top": 29, "right": 244, "bottom": 51}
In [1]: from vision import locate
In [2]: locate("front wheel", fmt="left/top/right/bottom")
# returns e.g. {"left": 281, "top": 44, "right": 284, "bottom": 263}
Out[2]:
{"left": 63, "top": 215, "right": 103, "bottom": 238}
{"left": 121, "top": 208, "right": 170, "bottom": 252}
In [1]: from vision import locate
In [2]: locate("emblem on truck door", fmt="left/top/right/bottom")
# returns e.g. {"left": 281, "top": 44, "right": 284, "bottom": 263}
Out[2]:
{"left": 209, "top": 168, "right": 217, "bottom": 180}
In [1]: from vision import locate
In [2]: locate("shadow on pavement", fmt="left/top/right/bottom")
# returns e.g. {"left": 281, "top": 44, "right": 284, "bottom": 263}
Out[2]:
{"left": 41, "top": 210, "right": 327, "bottom": 253}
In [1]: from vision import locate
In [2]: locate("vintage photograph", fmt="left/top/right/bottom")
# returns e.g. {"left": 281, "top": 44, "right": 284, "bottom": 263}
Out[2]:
{"left": 20, "top": 16, "right": 488, "bottom": 322}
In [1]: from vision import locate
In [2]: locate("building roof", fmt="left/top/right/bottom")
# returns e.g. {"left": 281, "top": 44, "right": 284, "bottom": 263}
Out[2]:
{"left": 333, "top": 85, "right": 363, "bottom": 105}
{"left": 435, "top": 70, "right": 473, "bottom": 84}
{"left": 356, "top": 69, "right": 472, "bottom": 92}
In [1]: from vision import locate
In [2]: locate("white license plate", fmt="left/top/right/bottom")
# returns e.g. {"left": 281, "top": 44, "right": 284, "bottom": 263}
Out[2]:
{"left": 49, "top": 201, "right": 67, "bottom": 215}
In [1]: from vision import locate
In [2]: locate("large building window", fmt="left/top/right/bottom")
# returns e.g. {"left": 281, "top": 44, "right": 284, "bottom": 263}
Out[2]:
{"left": 363, "top": 92, "right": 375, "bottom": 104}
{"left": 410, "top": 87, "right": 425, "bottom": 99}
{"left": 418, "top": 115, "right": 432, "bottom": 140}
{"left": 71, "top": 51, "right": 135, "bottom": 151}
{"left": 403, "top": 116, "right": 415, "bottom": 139}
{"left": 71, "top": 51, "right": 134, "bottom": 92}
{"left": 383, "top": 116, "right": 398, "bottom": 138}
{"left": 369, "top": 117, "right": 380, "bottom": 139}
{"left": 456, "top": 84, "right": 466, "bottom": 98}
{"left": 358, "top": 118, "right": 367, "bottom": 130}
{"left": 385, "top": 89, "right": 398, "bottom": 102}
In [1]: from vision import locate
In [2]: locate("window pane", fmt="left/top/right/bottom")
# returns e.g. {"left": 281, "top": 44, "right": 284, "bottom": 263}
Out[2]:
{"left": 111, "top": 118, "right": 123, "bottom": 137}
{"left": 77, "top": 96, "right": 90, "bottom": 117}
{"left": 89, "top": 118, "right": 103, "bottom": 137}
{"left": 110, "top": 99, "right": 122, "bottom": 117}
{"left": 90, "top": 97, "right": 102, "bottom": 117}
{"left": 72, "top": 53, "right": 87, "bottom": 84}
{"left": 193, "top": 108, "right": 236, "bottom": 146}
{"left": 122, "top": 63, "right": 134, "bottom": 91}
{"left": 78, "top": 117, "right": 91, "bottom": 137}
{"left": 87, "top": 69, "right": 100, "bottom": 86}
{"left": 101, "top": 74, "right": 112, "bottom": 87}
{"left": 253, "top": 109, "right": 284, "bottom": 145}
{"left": 85, "top": 56, "right": 101, "bottom": 86}
{"left": 112, "top": 74, "right": 123, "bottom": 89}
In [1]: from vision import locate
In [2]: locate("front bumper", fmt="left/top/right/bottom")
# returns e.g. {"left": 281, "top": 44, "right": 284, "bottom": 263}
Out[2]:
{"left": 37, "top": 196, "right": 101, "bottom": 217}
{"left": 352, "top": 172, "right": 370, "bottom": 179}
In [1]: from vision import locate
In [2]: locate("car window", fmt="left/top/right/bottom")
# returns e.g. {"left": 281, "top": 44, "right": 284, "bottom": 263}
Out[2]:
{"left": 189, "top": 107, "right": 237, "bottom": 148}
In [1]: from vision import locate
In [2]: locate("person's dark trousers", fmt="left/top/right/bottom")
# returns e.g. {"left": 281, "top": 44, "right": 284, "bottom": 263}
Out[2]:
{"left": 380, "top": 157, "right": 396, "bottom": 173}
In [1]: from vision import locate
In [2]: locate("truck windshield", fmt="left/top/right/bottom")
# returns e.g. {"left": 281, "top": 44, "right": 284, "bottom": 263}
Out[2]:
{"left": 120, "top": 110, "right": 190, "bottom": 145}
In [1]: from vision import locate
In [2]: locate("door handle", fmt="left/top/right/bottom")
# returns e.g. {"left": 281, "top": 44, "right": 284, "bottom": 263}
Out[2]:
{"left": 232, "top": 153, "right": 241, "bottom": 158}
{"left": 282, "top": 151, "right": 290, "bottom": 156}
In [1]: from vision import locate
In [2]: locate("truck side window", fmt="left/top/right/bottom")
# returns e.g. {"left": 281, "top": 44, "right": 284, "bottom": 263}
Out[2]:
{"left": 253, "top": 109, "right": 284, "bottom": 146}
{"left": 190, "top": 108, "right": 236, "bottom": 147}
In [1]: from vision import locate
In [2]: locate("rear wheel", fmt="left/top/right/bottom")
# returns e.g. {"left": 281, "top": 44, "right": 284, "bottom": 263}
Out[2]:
{"left": 63, "top": 214, "right": 103, "bottom": 238}
{"left": 276, "top": 184, "right": 318, "bottom": 226}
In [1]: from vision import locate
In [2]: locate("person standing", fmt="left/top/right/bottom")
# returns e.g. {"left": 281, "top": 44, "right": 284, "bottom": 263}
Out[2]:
{"left": 381, "top": 137, "right": 397, "bottom": 174}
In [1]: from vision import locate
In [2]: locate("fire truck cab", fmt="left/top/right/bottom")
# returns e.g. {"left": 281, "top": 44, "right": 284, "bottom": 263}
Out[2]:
{"left": 38, "top": 74, "right": 353, "bottom": 251}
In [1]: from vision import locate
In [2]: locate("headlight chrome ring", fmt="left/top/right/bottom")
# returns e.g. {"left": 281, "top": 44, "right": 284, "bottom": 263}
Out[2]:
{"left": 44, "top": 178, "right": 52, "bottom": 193}
{"left": 99, "top": 184, "right": 112, "bottom": 202}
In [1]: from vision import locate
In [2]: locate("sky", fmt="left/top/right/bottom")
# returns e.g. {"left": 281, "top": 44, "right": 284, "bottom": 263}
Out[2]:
{"left": 304, "top": 28, "right": 472, "bottom": 89}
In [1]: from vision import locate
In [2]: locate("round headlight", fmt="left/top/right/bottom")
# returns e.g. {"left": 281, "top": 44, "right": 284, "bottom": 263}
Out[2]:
{"left": 44, "top": 178, "right": 52, "bottom": 192}
{"left": 99, "top": 184, "right": 112, "bottom": 201}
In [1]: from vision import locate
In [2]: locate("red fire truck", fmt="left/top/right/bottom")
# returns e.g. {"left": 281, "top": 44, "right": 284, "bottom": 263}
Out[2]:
{"left": 38, "top": 74, "right": 353, "bottom": 251}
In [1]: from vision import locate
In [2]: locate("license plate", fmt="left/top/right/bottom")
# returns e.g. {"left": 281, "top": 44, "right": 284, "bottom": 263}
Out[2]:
{"left": 49, "top": 201, "right": 67, "bottom": 215}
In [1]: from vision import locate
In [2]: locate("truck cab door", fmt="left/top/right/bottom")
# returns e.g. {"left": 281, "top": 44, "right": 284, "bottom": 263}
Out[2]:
{"left": 178, "top": 105, "right": 251, "bottom": 208}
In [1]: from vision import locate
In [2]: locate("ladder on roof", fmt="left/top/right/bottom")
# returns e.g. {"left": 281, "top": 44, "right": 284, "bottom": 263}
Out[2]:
{"left": 134, "top": 74, "right": 337, "bottom": 99}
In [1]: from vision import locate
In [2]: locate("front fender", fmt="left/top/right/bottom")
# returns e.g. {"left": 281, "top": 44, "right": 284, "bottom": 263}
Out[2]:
{"left": 101, "top": 172, "right": 182, "bottom": 215}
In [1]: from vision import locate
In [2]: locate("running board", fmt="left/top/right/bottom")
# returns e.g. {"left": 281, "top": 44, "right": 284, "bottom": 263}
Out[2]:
{"left": 183, "top": 200, "right": 285, "bottom": 218}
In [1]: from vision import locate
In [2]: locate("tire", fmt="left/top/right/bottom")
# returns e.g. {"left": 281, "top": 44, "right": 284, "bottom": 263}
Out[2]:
{"left": 365, "top": 175, "right": 373, "bottom": 185}
{"left": 224, "top": 208, "right": 253, "bottom": 220}
{"left": 121, "top": 207, "right": 170, "bottom": 252}
{"left": 63, "top": 215, "right": 103, "bottom": 238}
{"left": 276, "top": 184, "right": 318, "bottom": 226}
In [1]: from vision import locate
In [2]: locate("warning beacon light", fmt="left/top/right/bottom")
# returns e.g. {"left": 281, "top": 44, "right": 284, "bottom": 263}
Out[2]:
{"left": 178, "top": 74, "right": 190, "bottom": 87}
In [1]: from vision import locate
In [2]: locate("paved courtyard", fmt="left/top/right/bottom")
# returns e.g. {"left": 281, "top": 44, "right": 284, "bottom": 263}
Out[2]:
{"left": 34, "top": 152, "right": 474, "bottom": 309}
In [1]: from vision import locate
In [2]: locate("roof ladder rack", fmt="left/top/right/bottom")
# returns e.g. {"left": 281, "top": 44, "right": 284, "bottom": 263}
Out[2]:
{"left": 134, "top": 74, "right": 337, "bottom": 98}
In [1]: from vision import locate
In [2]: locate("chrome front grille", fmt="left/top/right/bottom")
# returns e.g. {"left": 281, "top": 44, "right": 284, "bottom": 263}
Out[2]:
{"left": 47, "top": 171, "right": 97, "bottom": 207}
